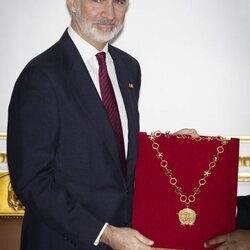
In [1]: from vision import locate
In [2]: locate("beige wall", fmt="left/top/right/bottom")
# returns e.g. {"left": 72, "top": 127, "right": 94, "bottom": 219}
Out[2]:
{"left": 0, "top": 0, "right": 249, "bottom": 194}
{"left": 1, "top": 0, "right": 250, "bottom": 133}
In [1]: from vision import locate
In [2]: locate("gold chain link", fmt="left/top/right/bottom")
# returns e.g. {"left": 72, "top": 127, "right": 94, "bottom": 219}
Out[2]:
{"left": 149, "top": 131, "right": 229, "bottom": 207}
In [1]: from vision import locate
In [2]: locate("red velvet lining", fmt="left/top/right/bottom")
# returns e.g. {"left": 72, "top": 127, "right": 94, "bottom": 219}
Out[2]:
{"left": 132, "top": 132, "right": 239, "bottom": 250}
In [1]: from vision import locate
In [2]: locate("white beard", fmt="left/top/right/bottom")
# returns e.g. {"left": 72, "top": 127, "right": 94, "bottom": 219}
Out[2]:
{"left": 75, "top": 10, "right": 124, "bottom": 43}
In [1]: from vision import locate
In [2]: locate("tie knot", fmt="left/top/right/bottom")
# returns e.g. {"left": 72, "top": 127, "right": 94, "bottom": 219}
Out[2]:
{"left": 96, "top": 52, "right": 106, "bottom": 66}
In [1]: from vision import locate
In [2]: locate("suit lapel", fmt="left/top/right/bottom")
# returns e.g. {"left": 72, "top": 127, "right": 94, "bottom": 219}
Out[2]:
{"left": 109, "top": 47, "right": 138, "bottom": 178}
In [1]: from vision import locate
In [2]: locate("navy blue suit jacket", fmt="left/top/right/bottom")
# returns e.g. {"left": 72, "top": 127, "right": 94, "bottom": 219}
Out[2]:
{"left": 236, "top": 195, "right": 250, "bottom": 230}
{"left": 7, "top": 30, "right": 141, "bottom": 250}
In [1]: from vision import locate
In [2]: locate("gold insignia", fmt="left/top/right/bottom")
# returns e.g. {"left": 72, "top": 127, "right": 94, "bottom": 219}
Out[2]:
{"left": 128, "top": 83, "right": 134, "bottom": 89}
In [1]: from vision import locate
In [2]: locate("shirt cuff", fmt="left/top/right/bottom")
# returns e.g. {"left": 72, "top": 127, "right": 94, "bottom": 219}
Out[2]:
{"left": 93, "top": 222, "right": 109, "bottom": 246}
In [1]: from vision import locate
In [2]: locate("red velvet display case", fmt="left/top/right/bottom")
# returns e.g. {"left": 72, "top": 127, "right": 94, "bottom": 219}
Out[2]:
{"left": 132, "top": 132, "right": 239, "bottom": 250}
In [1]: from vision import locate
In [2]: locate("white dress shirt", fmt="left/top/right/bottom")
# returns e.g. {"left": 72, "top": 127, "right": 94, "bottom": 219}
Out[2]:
{"left": 67, "top": 27, "right": 128, "bottom": 156}
{"left": 67, "top": 26, "right": 128, "bottom": 246}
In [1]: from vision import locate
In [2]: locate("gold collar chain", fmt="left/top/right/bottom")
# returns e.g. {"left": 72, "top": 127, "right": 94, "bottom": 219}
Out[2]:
{"left": 148, "top": 131, "right": 229, "bottom": 226}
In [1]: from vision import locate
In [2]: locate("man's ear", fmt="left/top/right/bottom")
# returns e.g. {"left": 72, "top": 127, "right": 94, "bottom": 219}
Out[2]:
{"left": 66, "top": 0, "right": 77, "bottom": 13}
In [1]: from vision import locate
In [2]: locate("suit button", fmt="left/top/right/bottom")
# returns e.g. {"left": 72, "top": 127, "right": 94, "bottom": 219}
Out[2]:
{"left": 125, "top": 189, "right": 128, "bottom": 194}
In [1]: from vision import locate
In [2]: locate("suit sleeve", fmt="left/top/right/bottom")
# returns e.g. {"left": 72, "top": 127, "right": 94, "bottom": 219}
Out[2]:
{"left": 236, "top": 195, "right": 250, "bottom": 230}
{"left": 7, "top": 66, "right": 105, "bottom": 249}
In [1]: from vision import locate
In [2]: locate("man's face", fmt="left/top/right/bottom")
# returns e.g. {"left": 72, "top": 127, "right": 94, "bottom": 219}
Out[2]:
{"left": 72, "top": 0, "right": 128, "bottom": 44}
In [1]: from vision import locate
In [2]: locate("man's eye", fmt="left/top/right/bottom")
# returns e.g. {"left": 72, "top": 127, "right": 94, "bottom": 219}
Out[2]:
{"left": 114, "top": 0, "right": 126, "bottom": 5}
{"left": 92, "top": 0, "right": 102, "bottom": 3}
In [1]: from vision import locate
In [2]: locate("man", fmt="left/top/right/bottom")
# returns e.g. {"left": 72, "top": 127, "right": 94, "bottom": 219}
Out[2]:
{"left": 205, "top": 195, "right": 250, "bottom": 249}
{"left": 8, "top": 0, "right": 198, "bottom": 249}
{"left": 7, "top": 0, "right": 155, "bottom": 249}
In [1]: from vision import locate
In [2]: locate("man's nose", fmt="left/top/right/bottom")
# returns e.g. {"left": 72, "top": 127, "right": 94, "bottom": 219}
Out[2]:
{"left": 102, "top": 2, "right": 115, "bottom": 20}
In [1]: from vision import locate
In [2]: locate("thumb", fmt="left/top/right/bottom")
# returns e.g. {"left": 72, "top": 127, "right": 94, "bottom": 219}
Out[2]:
{"left": 204, "top": 234, "right": 227, "bottom": 248}
{"left": 136, "top": 232, "right": 154, "bottom": 246}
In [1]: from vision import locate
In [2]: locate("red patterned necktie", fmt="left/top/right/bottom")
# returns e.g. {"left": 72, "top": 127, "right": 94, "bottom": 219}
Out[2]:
{"left": 96, "top": 52, "right": 126, "bottom": 177}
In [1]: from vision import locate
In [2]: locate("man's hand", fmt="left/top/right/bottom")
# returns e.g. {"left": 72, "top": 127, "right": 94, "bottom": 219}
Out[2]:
{"left": 204, "top": 230, "right": 250, "bottom": 250}
{"left": 173, "top": 128, "right": 199, "bottom": 138}
{"left": 101, "top": 224, "right": 154, "bottom": 250}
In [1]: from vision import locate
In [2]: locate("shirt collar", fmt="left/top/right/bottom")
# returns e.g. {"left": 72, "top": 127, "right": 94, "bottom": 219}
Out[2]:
{"left": 67, "top": 26, "right": 109, "bottom": 62}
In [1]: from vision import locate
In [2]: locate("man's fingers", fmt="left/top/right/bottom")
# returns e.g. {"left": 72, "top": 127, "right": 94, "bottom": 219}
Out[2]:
{"left": 204, "top": 234, "right": 228, "bottom": 248}
{"left": 135, "top": 231, "right": 154, "bottom": 246}
{"left": 173, "top": 128, "right": 199, "bottom": 138}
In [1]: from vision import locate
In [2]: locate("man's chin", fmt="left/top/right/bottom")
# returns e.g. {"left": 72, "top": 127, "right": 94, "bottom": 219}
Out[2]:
{"left": 91, "top": 32, "right": 117, "bottom": 43}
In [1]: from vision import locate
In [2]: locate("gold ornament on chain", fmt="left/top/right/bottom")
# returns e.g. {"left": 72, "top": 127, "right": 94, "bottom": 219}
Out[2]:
{"left": 148, "top": 131, "right": 229, "bottom": 226}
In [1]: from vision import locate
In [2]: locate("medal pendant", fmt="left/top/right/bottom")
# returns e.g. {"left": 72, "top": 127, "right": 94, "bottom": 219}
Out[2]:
{"left": 178, "top": 208, "right": 197, "bottom": 226}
